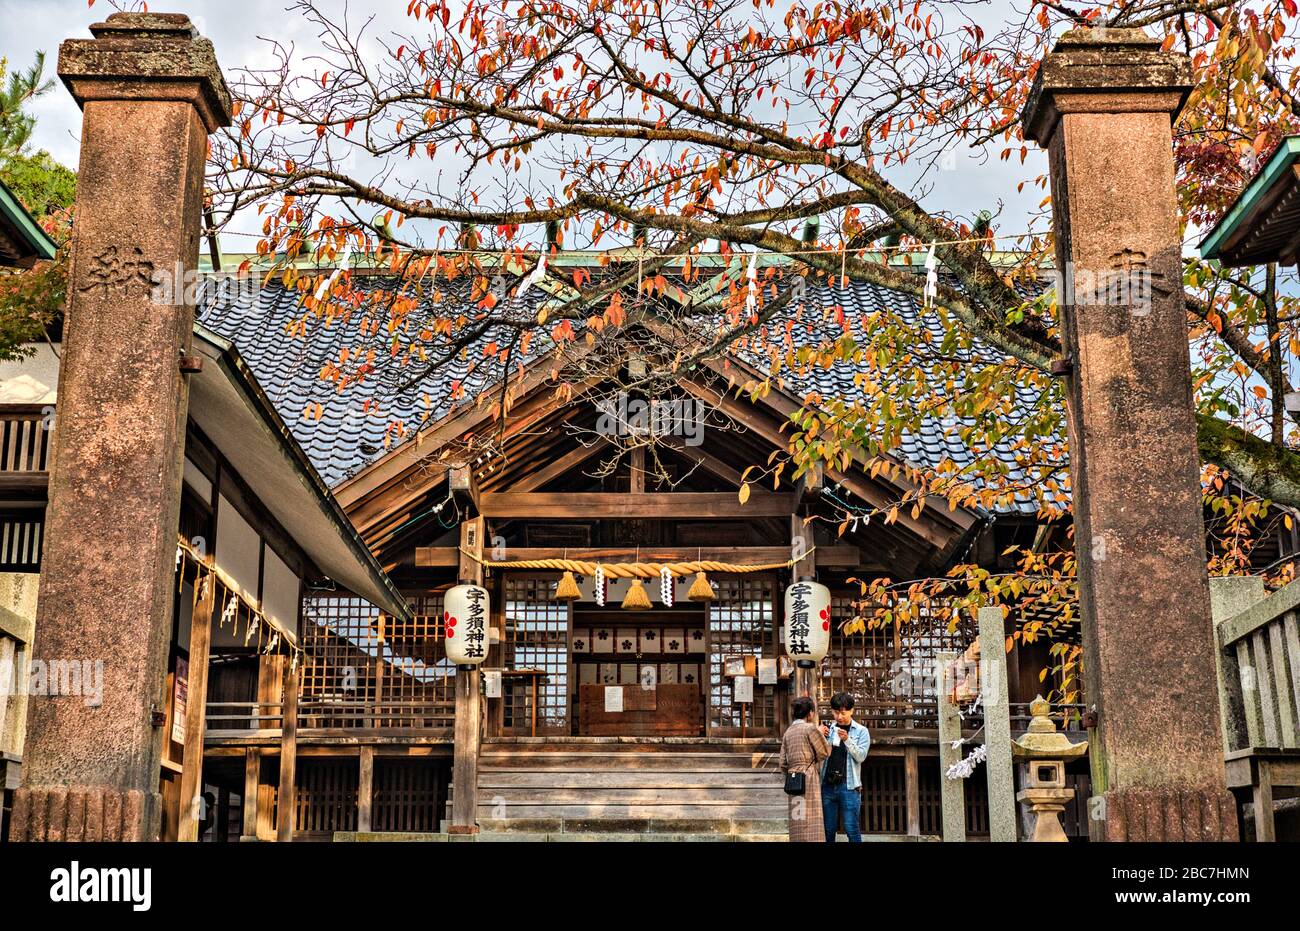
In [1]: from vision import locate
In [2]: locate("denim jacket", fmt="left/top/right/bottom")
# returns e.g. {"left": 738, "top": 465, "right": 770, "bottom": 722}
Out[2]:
{"left": 820, "top": 719, "right": 871, "bottom": 791}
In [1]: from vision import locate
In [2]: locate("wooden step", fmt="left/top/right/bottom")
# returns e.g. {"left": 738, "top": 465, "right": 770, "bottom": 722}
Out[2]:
{"left": 474, "top": 787, "right": 785, "bottom": 804}
{"left": 470, "top": 804, "right": 790, "bottom": 820}
{"left": 478, "top": 771, "right": 782, "bottom": 789}
{"left": 480, "top": 752, "right": 779, "bottom": 771}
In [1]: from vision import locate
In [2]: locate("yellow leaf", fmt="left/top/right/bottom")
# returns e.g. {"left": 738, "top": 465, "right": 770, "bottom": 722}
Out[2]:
{"left": 738, "top": 483, "right": 751, "bottom": 505}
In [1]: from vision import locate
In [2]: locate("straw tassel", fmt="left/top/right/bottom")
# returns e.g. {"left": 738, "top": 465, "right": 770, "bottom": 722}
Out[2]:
{"left": 555, "top": 570, "right": 582, "bottom": 601}
{"left": 687, "top": 570, "right": 715, "bottom": 602}
{"left": 622, "top": 577, "right": 652, "bottom": 611}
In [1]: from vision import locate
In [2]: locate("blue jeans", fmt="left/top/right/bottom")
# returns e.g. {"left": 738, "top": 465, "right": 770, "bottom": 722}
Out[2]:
{"left": 822, "top": 781, "right": 862, "bottom": 842}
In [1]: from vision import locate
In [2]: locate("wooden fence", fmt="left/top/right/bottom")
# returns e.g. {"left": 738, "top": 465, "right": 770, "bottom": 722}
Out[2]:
{"left": 1210, "top": 576, "right": 1300, "bottom": 841}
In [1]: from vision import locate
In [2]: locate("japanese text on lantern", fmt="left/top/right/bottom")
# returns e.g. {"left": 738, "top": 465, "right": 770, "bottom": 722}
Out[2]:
{"left": 463, "top": 587, "right": 487, "bottom": 659}
{"left": 788, "top": 581, "right": 812, "bottom": 656}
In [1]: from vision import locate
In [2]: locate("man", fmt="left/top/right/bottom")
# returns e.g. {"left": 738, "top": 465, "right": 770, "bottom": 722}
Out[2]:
{"left": 819, "top": 692, "right": 870, "bottom": 842}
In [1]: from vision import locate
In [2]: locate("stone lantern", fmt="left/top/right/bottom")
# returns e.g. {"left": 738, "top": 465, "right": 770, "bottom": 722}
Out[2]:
{"left": 1013, "top": 696, "right": 1088, "bottom": 842}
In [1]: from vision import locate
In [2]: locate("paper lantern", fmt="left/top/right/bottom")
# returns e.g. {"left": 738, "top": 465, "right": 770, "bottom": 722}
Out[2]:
{"left": 444, "top": 583, "right": 490, "bottom": 665}
{"left": 783, "top": 580, "right": 831, "bottom": 664}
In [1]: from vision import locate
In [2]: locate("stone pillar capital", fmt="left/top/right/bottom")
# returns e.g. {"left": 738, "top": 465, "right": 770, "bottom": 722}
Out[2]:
{"left": 1021, "top": 28, "right": 1192, "bottom": 146}
{"left": 57, "top": 12, "right": 232, "bottom": 132}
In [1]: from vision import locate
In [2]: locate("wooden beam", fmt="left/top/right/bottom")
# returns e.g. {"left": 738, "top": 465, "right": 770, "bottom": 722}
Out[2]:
{"left": 791, "top": 514, "right": 816, "bottom": 581}
{"left": 510, "top": 440, "right": 608, "bottom": 492}
{"left": 417, "top": 544, "right": 864, "bottom": 568}
{"left": 677, "top": 378, "right": 969, "bottom": 551}
{"left": 240, "top": 748, "right": 259, "bottom": 841}
{"left": 478, "top": 491, "right": 795, "bottom": 519}
{"left": 450, "top": 518, "right": 484, "bottom": 834}
{"left": 275, "top": 661, "right": 299, "bottom": 842}
{"left": 629, "top": 444, "right": 646, "bottom": 493}
{"left": 357, "top": 746, "right": 374, "bottom": 833}
{"left": 449, "top": 464, "right": 479, "bottom": 513}
{"left": 177, "top": 577, "right": 217, "bottom": 841}
{"left": 659, "top": 437, "right": 747, "bottom": 487}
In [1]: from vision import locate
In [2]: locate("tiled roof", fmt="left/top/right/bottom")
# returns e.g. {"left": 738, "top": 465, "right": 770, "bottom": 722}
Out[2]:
{"left": 196, "top": 270, "right": 1058, "bottom": 512}
{"left": 195, "top": 274, "right": 554, "bottom": 486}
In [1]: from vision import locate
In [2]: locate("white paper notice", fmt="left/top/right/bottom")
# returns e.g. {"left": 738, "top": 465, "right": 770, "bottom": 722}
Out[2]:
{"left": 757, "top": 658, "right": 777, "bottom": 685}
{"left": 734, "top": 675, "right": 754, "bottom": 703}
{"left": 605, "top": 685, "right": 624, "bottom": 712}
{"left": 483, "top": 669, "right": 502, "bottom": 698}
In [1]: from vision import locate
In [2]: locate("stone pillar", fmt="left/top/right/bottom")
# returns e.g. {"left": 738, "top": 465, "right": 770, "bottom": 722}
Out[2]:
{"left": 936, "top": 652, "right": 966, "bottom": 842}
{"left": 1021, "top": 29, "right": 1237, "bottom": 840}
{"left": 9, "top": 13, "right": 231, "bottom": 842}
{"left": 978, "top": 607, "right": 1017, "bottom": 841}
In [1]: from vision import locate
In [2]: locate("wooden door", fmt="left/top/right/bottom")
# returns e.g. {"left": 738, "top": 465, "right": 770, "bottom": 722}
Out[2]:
{"left": 706, "top": 575, "right": 778, "bottom": 737}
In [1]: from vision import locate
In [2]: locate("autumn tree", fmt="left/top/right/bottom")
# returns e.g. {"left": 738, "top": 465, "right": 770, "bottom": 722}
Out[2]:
{"left": 207, "top": 0, "right": 1300, "bottom": 649}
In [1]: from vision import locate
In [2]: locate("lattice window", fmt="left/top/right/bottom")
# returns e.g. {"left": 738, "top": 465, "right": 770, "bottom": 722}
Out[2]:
{"left": 503, "top": 576, "right": 570, "bottom": 736}
{"left": 818, "top": 594, "right": 976, "bottom": 729}
{"left": 708, "top": 576, "right": 777, "bottom": 735}
{"left": 860, "top": 757, "right": 907, "bottom": 834}
{"left": 372, "top": 760, "right": 445, "bottom": 833}
{"left": 299, "top": 595, "right": 380, "bottom": 701}
{"left": 294, "top": 760, "right": 358, "bottom": 835}
{"left": 381, "top": 594, "right": 453, "bottom": 714}
{"left": 298, "top": 593, "right": 453, "bottom": 728}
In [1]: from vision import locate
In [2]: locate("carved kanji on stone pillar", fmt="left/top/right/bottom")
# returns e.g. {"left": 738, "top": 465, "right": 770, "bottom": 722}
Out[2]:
{"left": 1021, "top": 29, "right": 1237, "bottom": 841}
{"left": 8, "top": 13, "right": 231, "bottom": 842}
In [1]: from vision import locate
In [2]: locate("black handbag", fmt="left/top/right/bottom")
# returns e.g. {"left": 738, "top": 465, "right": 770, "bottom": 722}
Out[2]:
{"left": 784, "top": 770, "right": 806, "bottom": 796}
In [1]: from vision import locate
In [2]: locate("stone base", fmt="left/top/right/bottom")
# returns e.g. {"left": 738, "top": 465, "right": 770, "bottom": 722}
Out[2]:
{"left": 8, "top": 785, "right": 160, "bottom": 841}
{"left": 1099, "top": 787, "right": 1239, "bottom": 841}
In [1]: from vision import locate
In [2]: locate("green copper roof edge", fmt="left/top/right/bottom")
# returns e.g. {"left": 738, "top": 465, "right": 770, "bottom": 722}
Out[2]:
{"left": 1199, "top": 136, "right": 1300, "bottom": 261}
{"left": 0, "top": 179, "right": 57, "bottom": 261}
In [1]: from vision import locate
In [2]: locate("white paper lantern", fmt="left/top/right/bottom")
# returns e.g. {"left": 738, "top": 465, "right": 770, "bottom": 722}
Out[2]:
{"left": 783, "top": 580, "right": 831, "bottom": 664}
{"left": 444, "top": 583, "right": 490, "bottom": 665}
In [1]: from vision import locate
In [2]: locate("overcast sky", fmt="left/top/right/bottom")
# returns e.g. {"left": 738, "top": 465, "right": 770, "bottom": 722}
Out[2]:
{"left": 1, "top": 0, "right": 1051, "bottom": 248}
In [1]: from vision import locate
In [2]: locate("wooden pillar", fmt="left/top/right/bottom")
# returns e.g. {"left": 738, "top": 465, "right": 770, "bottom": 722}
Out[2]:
{"left": 240, "top": 748, "right": 259, "bottom": 841}
{"left": 450, "top": 517, "right": 484, "bottom": 834}
{"left": 177, "top": 575, "right": 217, "bottom": 841}
{"left": 1022, "top": 28, "right": 1237, "bottom": 840}
{"left": 275, "top": 661, "right": 299, "bottom": 842}
{"left": 10, "top": 12, "right": 232, "bottom": 843}
{"left": 1253, "top": 760, "right": 1276, "bottom": 842}
{"left": 357, "top": 746, "right": 374, "bottom": 833}
{"left": 790, "top": 515, "right": 817, "bottom": 703}
{"left": 936, "top": 652, "right": 966, "bottom": 842}
{"left": 904, "top": 746, "right": 921, "bottom": 838}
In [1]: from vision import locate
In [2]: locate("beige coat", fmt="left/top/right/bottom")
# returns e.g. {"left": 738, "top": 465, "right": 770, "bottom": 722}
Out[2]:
{"left": 779, "top": 719, "right": 831, "bottom": 842}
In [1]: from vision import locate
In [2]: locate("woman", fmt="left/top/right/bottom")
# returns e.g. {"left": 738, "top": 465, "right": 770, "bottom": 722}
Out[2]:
{"left": 779, "top": 695, "right": 831, "bottom": 842}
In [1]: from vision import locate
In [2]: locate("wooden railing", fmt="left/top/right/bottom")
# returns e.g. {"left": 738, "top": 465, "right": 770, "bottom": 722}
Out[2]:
{"left": 1210, "top": 576, "right": 1300, "bottom": 841}
{"left": 0, "top": 404, "right": 53, "bottom": 474}
{"left": 204, "top": 698, "right": 453, "bottom": 741}
{"left": 297, "top": 697, "right": 454, "bottom": 734}
{"left": 205, "top": 701, "right": 283, "bottom": 739}
{"left": 1213, "top": 577, "right": 1300, "bottom": 753}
